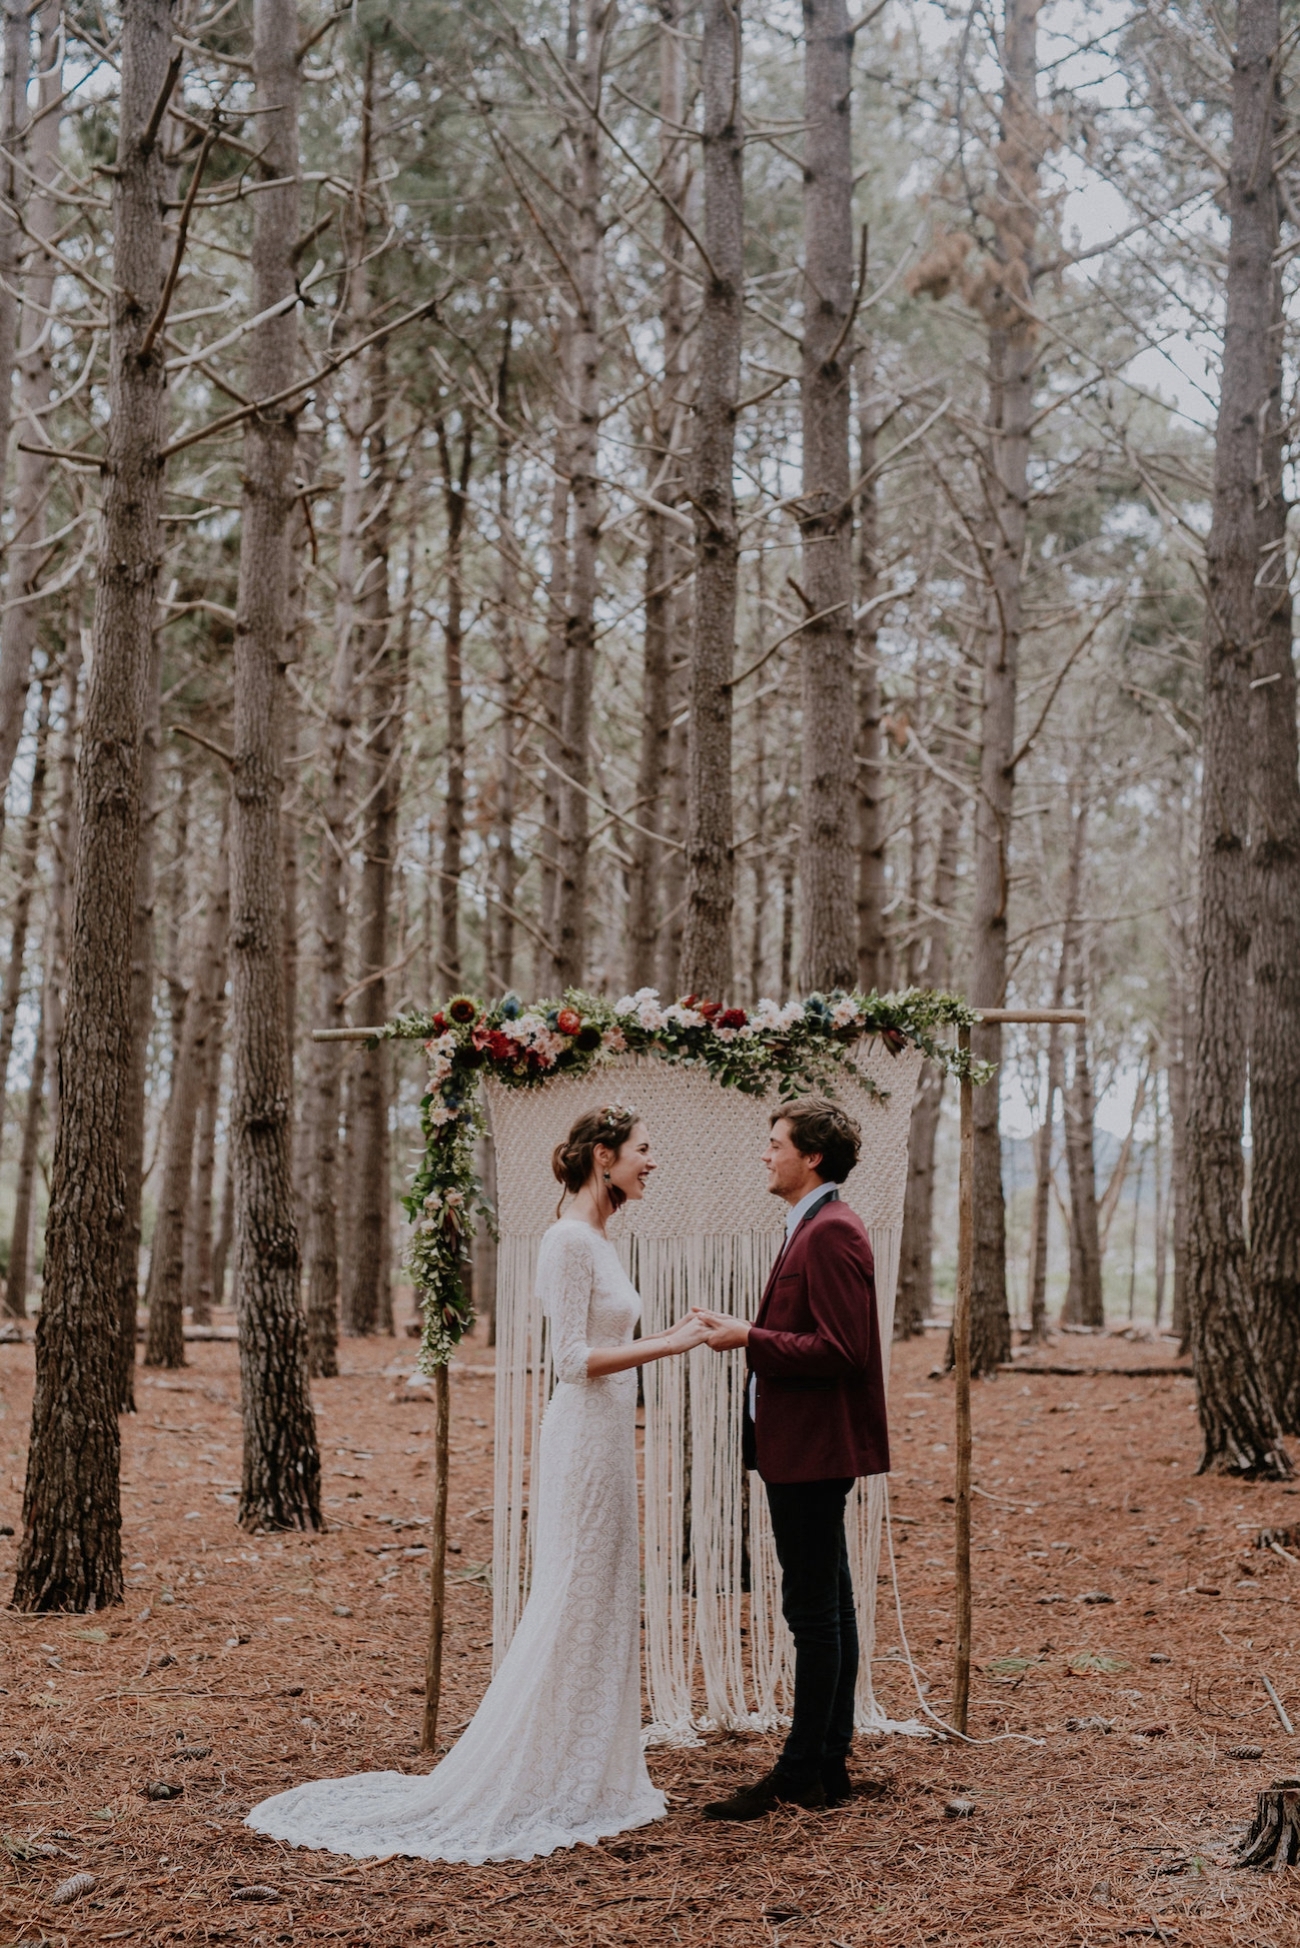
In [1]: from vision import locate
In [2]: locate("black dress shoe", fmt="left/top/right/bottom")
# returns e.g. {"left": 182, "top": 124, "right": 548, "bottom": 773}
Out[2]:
{"left": 821, "top": 1760, "right": 852, "bottom": 1807}
{"left": 703, "top": 1768, "right": 828, "bottom": 1821}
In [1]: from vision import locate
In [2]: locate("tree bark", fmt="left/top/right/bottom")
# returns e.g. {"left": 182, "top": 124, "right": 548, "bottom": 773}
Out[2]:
{"left": 1063, "top": 1010, "right": 1105, "bottom": 1328}
{"left": 1247, "top": 238, "right": 1300, "bottom": 1432}
{"left": 552, "top": 0, "right": 607, "bottom": 991}
{"left": 536, "top": 458, "right": 569, "bottom": 991}
{"left": 0, "top": 677, "right": 52, "bottom": 1170}
{"left": 343, "top": 344, "right": 406, "bottom": 1339}
{"left": 6, "top": 956, "right": 47, "bottom": 1321}
{"left": 230, "top": 0, "right": 321, "bottom": 1531}
{"left": 896, "top": 701, "right": 963, "bottom": 1337}
{"left": 627, "top": 15, "right": 686, "bottom": 992}
{"left": 304, "top": 197, "right": 372, "bottom": 1375}
{"left": 967, "top": 0, "right": 1042, "bottom": 1377}
{"left": 184, "top": 982, "right": 224, "bottom": 1326}
{"left": 855, "top": 349, "right": 887, "bottom": 990}
{"left": 1167, "top": 867, "right": 1191, "bottom": 1348}
{"left": 436, "top": 410, "right": 473, "bottom": 987}
{"left": 491, "top": 309, "right": 519, "bottom": 994}
{"left": 1185, "top": 0, "right": 1289, "bottom": 1477}
{"left": 144, "top": 824, "right": 229, "bottom": 1369}
{"left": 797, "top": 0, "right": 856, "bottom": 993}
{"left": 12, "top": 0, "right": 173, "bottom": 1613}
{"left": 0, "top": 0, "right": 61, "bottom": 837}
{"left": 680, "top": 0, "right": 742, "bottom": 999}
{"left": 115, "top": 630, "right": 155, "bottom": 1414}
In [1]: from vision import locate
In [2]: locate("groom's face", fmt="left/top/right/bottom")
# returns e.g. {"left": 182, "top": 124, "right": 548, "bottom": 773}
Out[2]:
{"left": 762, "top": 1119, "right": 824, "bottom": 1203}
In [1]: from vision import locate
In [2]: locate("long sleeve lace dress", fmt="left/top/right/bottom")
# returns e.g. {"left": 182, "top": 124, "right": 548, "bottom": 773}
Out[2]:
{"left": 244, "top": 1219, "right": 667, "bottom": 1864}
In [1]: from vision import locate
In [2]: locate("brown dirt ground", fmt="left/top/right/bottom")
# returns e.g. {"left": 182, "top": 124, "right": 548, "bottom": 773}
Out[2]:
{"left": 3, "top": 1321, "right": 1300, "bottom": 1947}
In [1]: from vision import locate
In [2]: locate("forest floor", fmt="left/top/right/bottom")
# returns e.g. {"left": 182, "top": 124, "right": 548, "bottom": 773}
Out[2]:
{"left": 3, "top": 1320, "right": 1300, "bottom": 1947}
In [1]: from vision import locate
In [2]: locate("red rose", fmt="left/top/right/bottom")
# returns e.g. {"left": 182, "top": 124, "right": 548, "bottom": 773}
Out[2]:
{"left": 431, "top": 1012, "right": 448, "bottom": 1032}
{"left": 718, "top": 1007, "right": 748, "bottom": 1030}
{"left": 556, "top": 1008, "right": 582, "bottom": 1035}
{"left": 697, "top": 1000, "right": 723, "bottom": 1020}
{"left": 486, "top": 1030, "right": 516, "bottom": 1062}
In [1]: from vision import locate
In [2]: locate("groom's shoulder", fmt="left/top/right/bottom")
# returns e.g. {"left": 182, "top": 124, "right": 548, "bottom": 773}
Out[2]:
{"left": 807, "top": 1200, "right": 873, "bottom": 1259}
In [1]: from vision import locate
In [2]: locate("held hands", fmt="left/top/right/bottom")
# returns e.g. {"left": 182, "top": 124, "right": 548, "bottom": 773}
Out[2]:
{"left": 691, "top": 1308, "right": 751, "bottom": 1352}
{"left": 662, "top": 1314, "right": 714, "bottom": 1356}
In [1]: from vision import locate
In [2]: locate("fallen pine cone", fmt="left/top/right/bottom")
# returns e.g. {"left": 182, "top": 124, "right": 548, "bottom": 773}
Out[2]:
{"left": 176, "top": 1744, "right": 211, "bottom": 1760}
{"left": 50, "top": 1871, "right": 96, "bottom": 1906}
{"left": 1065, "top": 1716, "right": 1114, "bottom": 1734}
{"left": 145, "top": 1779, "right": 183, "bottom": 1800}
{"left": 232, "top": 1884, "right": 284, "bottom": 1902}
{"left": 1228, "top": 1744, "right": 1264, "bottom": 1761}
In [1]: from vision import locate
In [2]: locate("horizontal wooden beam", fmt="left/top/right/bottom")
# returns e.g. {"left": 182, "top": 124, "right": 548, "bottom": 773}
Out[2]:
{"left": 973, "top": 1009, "right": 1087, "bottom": 1025}
{"left": 311, "top": 1027, "right": 379, "bottom": 1041}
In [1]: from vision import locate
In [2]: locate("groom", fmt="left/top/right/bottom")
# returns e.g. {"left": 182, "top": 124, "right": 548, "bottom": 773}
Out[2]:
{"left": 694, "top": 1095, "right": 888, "bottom": 1819}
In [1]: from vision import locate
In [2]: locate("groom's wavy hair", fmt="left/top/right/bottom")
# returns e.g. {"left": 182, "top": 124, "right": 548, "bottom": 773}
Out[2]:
{"left": 553, "top": 1103, "right": 640, "bottom": 1217}
{"left": 771, "top": 1096, "right": 861, "bottom": 1184}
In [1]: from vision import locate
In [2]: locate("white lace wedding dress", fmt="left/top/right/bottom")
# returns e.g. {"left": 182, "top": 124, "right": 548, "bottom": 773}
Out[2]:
{"left": 245, "top": 1219, "right": 667, "bottom": 1864}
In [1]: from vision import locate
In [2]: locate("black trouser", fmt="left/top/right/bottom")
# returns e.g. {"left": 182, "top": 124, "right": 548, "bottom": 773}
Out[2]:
{"left": 765, "top": 1477, "right": 858, "bottom": 1789}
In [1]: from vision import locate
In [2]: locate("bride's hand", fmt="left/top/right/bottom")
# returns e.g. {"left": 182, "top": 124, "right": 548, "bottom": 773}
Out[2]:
{"left": 663, "top": 1315, "right": 712, "bottom": 1355}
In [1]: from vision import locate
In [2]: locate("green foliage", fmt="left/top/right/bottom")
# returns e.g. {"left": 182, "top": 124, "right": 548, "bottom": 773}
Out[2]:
{"left": 387, "top": 985, "right": 987, "bottom": 1371}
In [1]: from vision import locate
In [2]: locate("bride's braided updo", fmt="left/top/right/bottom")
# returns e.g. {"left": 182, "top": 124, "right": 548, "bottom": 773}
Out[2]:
{"left": 552, "top": 1103, "right": 639, "bottom": 1217}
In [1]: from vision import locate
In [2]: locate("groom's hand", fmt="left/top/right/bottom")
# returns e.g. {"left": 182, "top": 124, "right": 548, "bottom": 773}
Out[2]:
{"left": 693, "top": 1308, "right": 750, "bottom": 1351}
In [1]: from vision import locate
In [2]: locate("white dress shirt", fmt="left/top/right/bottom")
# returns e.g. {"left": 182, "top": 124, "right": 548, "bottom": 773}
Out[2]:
{"left": 748, "top": 1182, "right": 838, "bottom": 1419}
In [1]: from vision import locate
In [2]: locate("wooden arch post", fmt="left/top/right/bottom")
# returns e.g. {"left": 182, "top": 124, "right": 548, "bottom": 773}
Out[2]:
{"left": 311, "top": 1024, "right": 455, "bottom": 1750}
{"left": 950, "top": 1007, "right": 1086, "bottom": 1736}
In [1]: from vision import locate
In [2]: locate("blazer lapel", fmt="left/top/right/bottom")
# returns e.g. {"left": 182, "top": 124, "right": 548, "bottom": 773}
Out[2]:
{"left": 754, "top": 1186, "right": 840, "bottom": 1328}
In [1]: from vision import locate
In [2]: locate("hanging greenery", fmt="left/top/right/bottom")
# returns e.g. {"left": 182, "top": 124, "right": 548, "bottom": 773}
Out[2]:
{"left": 372, "top": 986, "right": 987, "bottom": 1371}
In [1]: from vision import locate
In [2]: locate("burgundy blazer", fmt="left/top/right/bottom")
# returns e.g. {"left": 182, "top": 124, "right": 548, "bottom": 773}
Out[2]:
{"left": 744, "top": 1193, "right": 890, "bottom": 1484}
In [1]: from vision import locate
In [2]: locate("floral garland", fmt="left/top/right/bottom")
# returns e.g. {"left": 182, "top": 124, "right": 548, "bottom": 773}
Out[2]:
{"left": 375, "top": 986, "right": 985, "bottom": 1371}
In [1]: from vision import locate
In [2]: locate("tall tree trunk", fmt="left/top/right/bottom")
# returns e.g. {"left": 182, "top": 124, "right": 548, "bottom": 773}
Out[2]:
{"left": 895, "top": 705, "right": 962, "bottom": 1337}
{"left": 212, "top": 1142, "right": 233, "bottom": 1309}
{"left": 0, "top": 678, "right": 52, "bottom": 1153}
{"left": 855, "top": 348, "right": 887, "bottom": 990}
{"left": 230, "top": 0, "right": 321, "bottom": 1531}
{"left": 626, "top": 8, "right": 686, "bottom": 995}
{"left": 1185, "top": 0, "right": 1289, "bottom": 1477}
{"left": 115, "top": 630, "right": 155, "bottom": 1414}
{"left": 13, "top": 0, "right": 173, "bottom": 1613}
{"left": 491, "top": 310, "right": 519, "bottom": 993}
{"left": 144, "top": 825, "right": 229, "bottom": 1369}
{"left": 536, "top": 460, "right": 569, "bottom": 990}
{"left": 1167, "top": 856, "right": 1191, "bottom": 1348}
{"left": 797, "top": 0, "right": 856, "bottom": 992}
{"left": 5, "top": 961, "right": 47, "bottom": 1321}
{"left": 436, "top": 411, "right": 472, "bottom": 986}
{"left": 1054, "top": 792, "right": 1103, "bottom": 1328}
{"left": 343, "top": 347, "right": 405, "bottom": 1339}
{"left": 1247, "top": 239, "right": 1300, "bottom": 1431}
{"left": 1063, "top": 1009, "right": 1105, "bottom": 1328}
{"left": 184, "top": 986, "right": 223, "bottom": 1326}
{"left": 0, "top": 0, "right": 61, "bottom": 839}
{"left": 304, "top": 192, "right": 371, "bottom": 1376}
{"left": 552, "top": 0, "right": 606, "bottom": 990}
{"left": 658, "top": 664, "right": 689, "bottom": 996}
{"left": 967, "top": 0, "right": 1042, "bottom": 1377}
{"left": 681, "top": 0, "right": 742, "bottom": 999}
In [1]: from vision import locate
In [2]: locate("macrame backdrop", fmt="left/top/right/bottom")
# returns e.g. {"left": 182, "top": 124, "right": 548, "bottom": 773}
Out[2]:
{"left": 484, "top": 1041, "right": 923, "bottom": 1745}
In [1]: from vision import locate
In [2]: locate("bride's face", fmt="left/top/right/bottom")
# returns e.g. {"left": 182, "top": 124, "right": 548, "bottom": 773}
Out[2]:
{"left": 601, "top": 1120, "right": 656, "bottom": 1203}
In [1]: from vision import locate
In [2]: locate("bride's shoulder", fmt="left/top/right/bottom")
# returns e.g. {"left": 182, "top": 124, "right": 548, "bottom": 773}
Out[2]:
{"left": 539, "top": 1217, "right": 600, "bottom": 1257}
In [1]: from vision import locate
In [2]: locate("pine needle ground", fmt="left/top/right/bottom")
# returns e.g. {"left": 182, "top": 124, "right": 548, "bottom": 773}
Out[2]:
{"left": 3, "top": 1325, "right": 1300, "bottom": 1946}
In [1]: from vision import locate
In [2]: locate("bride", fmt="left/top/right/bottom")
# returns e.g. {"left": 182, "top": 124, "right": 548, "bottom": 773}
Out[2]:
{"left": 246, "top": 1103, "right": 708, "bottom": 1864}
